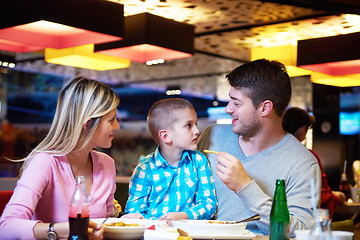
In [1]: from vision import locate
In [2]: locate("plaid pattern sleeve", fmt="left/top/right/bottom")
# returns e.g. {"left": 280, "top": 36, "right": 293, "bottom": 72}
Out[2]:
{"left": 125, "top": 157, "right": 152, "bottom": 217}
{"left": 183, "top": 151, "right": 218, "bottom": 220}
{"left": 125, "top": 147, "right": 218, "bottom": 220}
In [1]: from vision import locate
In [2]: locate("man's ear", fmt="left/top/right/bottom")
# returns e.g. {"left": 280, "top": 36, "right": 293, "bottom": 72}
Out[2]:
{"left": 158, "top": 129, "right": 172, "bottom": 144}
{"left": 260, "top": 100, "right": 273, "bottom": 116}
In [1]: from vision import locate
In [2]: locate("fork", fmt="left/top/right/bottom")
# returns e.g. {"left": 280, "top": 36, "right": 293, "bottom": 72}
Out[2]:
{"left": 101, "top": 217, "right": 109, "bottom": 224}
{"left": 227, "top": 214, "right": 261, "bottom": 224}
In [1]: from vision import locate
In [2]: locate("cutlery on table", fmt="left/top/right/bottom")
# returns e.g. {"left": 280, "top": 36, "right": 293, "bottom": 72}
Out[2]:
{"left": 101, "top": 218, "right": 109, "bottom": 224}
{"left": 227, "top": 214, "right": 261, "bottom": 224}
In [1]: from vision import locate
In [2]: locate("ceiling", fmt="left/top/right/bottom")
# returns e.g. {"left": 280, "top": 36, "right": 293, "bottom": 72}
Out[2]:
{"left": 2, "top": 0, "right": 360, "bottom": 122}
{"left": 111, "top": 0, "right": 360, "bottom": 62}
{"left": 8, "top": 0, "right": 360, "bottom": 62}
{"left": 3, "top": 0, "right": 360, "bottom": 73}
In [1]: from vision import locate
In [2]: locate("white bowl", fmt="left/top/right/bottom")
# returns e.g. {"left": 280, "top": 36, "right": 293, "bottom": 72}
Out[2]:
{"left": 295, "top": 229, "right": 310, "bottom": 240}
{"left": 171, "top": 220, "right": 247, "bottom": 237}
{"left": 332, "top": 231, "right": 354, "bottom": 240}
{"left": 91, "top": 218, "right": 163, "bottom": 240}
{"left": 295, "top": 229, "right": 353, "bottom": 240}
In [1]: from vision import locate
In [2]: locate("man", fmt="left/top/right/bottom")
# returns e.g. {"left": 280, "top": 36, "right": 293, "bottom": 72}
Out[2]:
{"left": 198, "top": 59, "right": 321, "bottom": 237}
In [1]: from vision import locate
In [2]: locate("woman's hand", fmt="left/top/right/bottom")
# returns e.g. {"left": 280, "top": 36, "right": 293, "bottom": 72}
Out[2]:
{"left": 88, "top": 220, "right": 105, "bottom": 240}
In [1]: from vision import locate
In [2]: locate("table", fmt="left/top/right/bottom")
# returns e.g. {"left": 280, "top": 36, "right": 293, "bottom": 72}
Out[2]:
{"left": 334, "top": 203, "right": 360, "bottom": 214}
{"left": 254, "top": 236, "right": 269, "bottom": 240}
{"left": 179, "top": 237, "right": 293, "bottom": 240}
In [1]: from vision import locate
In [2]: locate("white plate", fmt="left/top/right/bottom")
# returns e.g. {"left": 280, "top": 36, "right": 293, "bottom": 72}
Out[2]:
{"left": 189, "top": 230, "right": 257, "bottom": 239}
{"left": 92, "top": 218, "right": 163, "bottom": 240}
{"left": 172, "top": 220, "right": 248, "bottom": 237}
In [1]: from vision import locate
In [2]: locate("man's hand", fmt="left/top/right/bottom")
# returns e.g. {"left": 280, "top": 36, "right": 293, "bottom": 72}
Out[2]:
{"left": 216, "top": 152, "right": 251, "bottom": 192}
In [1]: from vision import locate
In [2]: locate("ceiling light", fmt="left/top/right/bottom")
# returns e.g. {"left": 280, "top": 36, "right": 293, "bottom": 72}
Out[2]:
{"left": 250, "top": 45, "right": 311, "bottom": 77}
{"left": 344, "top": 14, "right": 360, "bottom": 25}
{"left": 166, "top": 86, "right": 181, "bottom": 95}
{"left": 45, "top": 44, "right": 130, "bottom": 71}
{"left": 298, "top": 32, "right": 360, "bottom": 76}
{"left": 0, "top": 0, "right": 124, "bottom": 53}
{"left": 310, "top": 72, "right": 360, "bottom": 87}
{"left": 0, "top": 54, "right": 16, "bottom": 68}
{"left": 250, "top": 44, "right": 360, "bottom": 87}
{"left": 297, "top": 32, "right": 360, "bottom": 87}
{"left": 140, "top": 0, "right": 167, "bottom": 2}
{"left": 95, "top": 13, "right": 194, "bottom": 63}
{"left": 146, "top": 59, "right": 165, "bottom": 65}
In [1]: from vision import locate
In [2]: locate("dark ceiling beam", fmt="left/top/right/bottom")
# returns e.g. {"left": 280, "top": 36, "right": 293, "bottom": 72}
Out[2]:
{"left": 263, "top": 0, "right": 360, "bottom": 15}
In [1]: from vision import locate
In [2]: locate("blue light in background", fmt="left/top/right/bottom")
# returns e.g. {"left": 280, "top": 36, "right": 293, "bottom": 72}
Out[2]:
{"left": 340, "top": 111, "right": 360, "bottom": 135}
{"left": 207, "top": 106, "right": 231, "bottom": 122}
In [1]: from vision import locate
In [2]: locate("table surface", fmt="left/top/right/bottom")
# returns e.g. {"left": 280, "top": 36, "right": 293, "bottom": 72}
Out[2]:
{"left": 334, "top": 202, "right": 360, "bottom": 214}
{"left": 254, "top": 236, "right": 268, "bottom": 240}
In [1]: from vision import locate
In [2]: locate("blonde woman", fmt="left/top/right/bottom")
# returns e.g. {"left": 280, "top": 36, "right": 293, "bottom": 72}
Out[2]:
{"left": 0, "top": 76, "right": 120, "bottom": 239}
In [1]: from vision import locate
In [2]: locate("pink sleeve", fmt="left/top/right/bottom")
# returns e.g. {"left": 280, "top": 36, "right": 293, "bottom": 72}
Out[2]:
{"left": 0, "top": 153, "right": 53, "bottom": 239}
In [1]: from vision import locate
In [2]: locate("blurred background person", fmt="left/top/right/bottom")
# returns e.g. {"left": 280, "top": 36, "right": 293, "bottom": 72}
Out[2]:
{"left": 282, "top": 107, "right": 346, "bottom": 218}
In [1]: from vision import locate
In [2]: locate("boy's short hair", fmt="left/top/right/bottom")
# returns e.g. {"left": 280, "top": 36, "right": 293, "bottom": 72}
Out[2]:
{"left": 147, "top": 98, "right": 194, "bottom": 144}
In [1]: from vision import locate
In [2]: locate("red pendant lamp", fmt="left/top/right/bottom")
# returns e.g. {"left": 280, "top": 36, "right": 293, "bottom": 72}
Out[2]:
{"left": 0, "top": 0, "right": 124, "bottom": 53}
{"left": 95, "top": 13, "right": 194, "bottom": 63}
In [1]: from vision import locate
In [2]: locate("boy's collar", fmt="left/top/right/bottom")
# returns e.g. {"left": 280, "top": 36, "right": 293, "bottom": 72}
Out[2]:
{"left": 154, "top": 147, "right": 191, "bottom": 168}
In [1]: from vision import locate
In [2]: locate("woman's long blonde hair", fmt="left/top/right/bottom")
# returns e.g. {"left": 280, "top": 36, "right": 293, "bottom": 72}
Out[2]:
{"left": 17, "top": 76, "right": 120, "bottom": 175}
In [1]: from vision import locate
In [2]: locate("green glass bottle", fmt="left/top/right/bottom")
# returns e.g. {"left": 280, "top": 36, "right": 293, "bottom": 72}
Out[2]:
{"left": 270, "top": 179, "right": 290, "bottom": 240}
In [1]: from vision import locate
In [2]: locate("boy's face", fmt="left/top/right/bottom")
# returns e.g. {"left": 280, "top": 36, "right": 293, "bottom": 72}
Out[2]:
{"left": 168, "top": 108, "right": 200, "bottom": 151}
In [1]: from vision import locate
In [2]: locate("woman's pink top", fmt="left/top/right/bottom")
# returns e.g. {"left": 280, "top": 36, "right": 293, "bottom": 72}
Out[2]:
{"left": 0, "top": 150, "right": 117, "bottom": 239}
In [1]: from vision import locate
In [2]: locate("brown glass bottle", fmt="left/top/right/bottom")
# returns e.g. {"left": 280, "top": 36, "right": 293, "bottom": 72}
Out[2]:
{"left": 339, "top": 173, "right": 351, "bottom": 200}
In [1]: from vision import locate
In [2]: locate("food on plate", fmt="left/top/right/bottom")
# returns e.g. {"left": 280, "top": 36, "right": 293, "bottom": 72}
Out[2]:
{"left": 105, "top": 221, "right": 142, "bottom": 227}
{"left": 203, "top": 150, "right": 219, "bottom": 155}
{"left": 207, "top": 220, "right": 230, "bottom": 224}
{"left": 177, "top": 237, "right": 192, "bottom": 240}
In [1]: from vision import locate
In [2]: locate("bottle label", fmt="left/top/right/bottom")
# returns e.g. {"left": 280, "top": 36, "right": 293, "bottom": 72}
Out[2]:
{"left": 270, "top": 222, "right": 290, "bottom": 240}
{"left": 69, "top": 203, "right": 90, "bottom": 218}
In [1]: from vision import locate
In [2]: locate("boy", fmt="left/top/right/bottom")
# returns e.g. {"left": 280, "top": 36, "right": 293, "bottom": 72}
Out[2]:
{"left": 124, "top": 98, "right": 217, "bottom": 220}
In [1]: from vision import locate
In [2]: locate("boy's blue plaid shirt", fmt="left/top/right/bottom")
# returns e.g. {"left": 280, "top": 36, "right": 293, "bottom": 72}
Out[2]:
{"left": 125, "top": 147, "right": 218, "bottom": 219}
